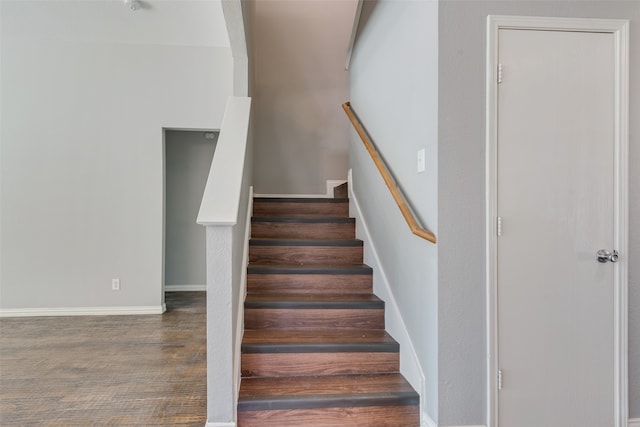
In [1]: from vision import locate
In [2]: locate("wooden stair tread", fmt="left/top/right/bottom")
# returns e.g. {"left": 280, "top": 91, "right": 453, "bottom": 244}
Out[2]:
{"left": 254, "top": 197, "right": 349, "bottom": 203}
{"left": 252, "top": 217, "right": 355, "bottom": 223}
{"left": 245, "top": 293, "right": 382, "bottom": 308}
{"left": 243, "top": 329, "right": 394, "bottom": 342}
{"left": 250, "top": 238, "right": 362, "bottom": 247}
{"left": 248, "top": 264, "right": 372, "bottom": 274}
{"left": 242, "top": 329, "right": 398, "bottom": 353}
{"left": 238, "top": 374, "right": 418, "bottom": 411}
{"left": 240, "top": 373, "right": 415, "bottom": 398}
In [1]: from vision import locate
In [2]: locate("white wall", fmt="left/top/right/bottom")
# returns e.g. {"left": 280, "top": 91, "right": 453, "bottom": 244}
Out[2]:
{"left": 349, "top": 0, "right": 439, "bottom": 422}
{"left": 437, "top": 0, "right": 640, "bottom": 423}
{"left": 251, "top": 0, "right": 357, "bottom": 194}
{"left": 0, "top": 0, "right": 233, "bottom": 311}
{"left": 222, "top": 0, "right": 250, "bottom": 97}
{"left": 165, "top": 130, "right": 217, "bottom": 290}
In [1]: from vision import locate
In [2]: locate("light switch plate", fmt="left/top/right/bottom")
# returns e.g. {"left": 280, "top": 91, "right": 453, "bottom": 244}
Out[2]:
{"left": 417, "top": 148, "right": 426, "bottom": 173}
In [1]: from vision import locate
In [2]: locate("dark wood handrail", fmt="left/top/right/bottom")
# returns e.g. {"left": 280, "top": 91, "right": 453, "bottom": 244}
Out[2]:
{"left": 342, "top": 102, "right": 437, "bottom": 244}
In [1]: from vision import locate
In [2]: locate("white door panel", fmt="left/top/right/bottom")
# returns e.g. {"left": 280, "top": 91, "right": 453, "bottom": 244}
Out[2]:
{"left": 497, "top": 29, "right": 615, "bottom": 427}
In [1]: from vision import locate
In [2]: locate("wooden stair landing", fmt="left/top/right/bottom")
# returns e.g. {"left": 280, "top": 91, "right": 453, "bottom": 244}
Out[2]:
{"left": 238, "top": 197, "right": 419, "bottom": 426}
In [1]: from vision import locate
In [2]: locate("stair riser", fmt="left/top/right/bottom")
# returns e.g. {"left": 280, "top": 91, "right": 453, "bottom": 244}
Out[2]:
{"left": 333, "top": 182, "right": 349, "bottom": 199}
{"left": 247, "top": 274, "right": 372, "bottom": 294}
{"left": 241, "top": 352, "right": 399, "bottom": 377}
{"left": 244, "top": 309, "right": 384, "bottom": 330}
{"left": 238, "top": 405, "right": 419, "bottom": 427}
{"left": 249, "top": 247, "right": 363, "bottom": 265}
{"left": 253, "top": 202, "right": 349, "bottom": 218}
{"left": 251, "top": 222, "right": 355, "bottom": 240}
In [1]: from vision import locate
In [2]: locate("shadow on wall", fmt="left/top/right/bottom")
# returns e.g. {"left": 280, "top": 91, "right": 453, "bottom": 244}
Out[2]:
{"left": 354, "top": 0, "right": 379, "bottom": 46}
{"left": 251, "top": 0, "right": 354, "bottom": 194}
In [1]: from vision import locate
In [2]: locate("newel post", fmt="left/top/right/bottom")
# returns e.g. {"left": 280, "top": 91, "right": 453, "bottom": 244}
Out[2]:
{"left": 204, "top": 225, "right": 235, "bottom": 425}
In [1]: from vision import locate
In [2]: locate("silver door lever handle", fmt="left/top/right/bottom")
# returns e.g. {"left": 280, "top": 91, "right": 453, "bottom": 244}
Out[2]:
{"left": 596, "top": 249, "right": 619, "bottom": 263}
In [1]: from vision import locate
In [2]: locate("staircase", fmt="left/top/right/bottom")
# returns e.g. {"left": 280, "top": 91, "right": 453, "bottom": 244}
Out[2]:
{"left": 237, "top": 197, "right": 420, "bottom": 427}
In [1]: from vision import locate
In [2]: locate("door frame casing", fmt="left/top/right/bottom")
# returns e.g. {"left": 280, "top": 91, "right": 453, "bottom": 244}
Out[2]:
{"left": 485, "top": 15, "right": 629, "bottom": 427}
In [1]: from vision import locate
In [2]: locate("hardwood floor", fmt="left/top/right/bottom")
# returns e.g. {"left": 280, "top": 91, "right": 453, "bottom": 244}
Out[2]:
{"left": 0, "top": 292, "right": 206, "bottom": 426}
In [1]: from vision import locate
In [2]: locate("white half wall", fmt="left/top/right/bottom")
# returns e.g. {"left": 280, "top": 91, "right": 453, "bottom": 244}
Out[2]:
{"left": 197, "top": 97, "right": 253, "bottom": 425}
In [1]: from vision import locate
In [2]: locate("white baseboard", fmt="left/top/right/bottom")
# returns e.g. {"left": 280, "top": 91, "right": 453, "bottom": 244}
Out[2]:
{"left": 326, "top": 179, "right": 348, "bottom": 196}
{"left": 422, "top": 413, "right": 437, "bottom": 427}
{"left": 433, "top": 421, "right": 639, "bottom": 427}
{"left": 436, "top": 421, "right": 636, "bottom": 427}
{"left": 254, "top": 179, "right": 346, "bottom": 199}
{"left": 0, "top": 304, "right": 166, "bottom": 317}
{"left": 205, "top": 422, "right": 235, "bottom": 427}
{"left": 438, "top": 423, "right": 639, "bottom": 427}
{"left": 348, "top": 169, "right": 428, "bottom": 425}
{"left": 164, "top": 284, "right": 206, "bottom": 292}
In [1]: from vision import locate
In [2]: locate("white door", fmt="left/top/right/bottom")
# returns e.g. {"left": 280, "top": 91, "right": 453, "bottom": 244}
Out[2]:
{"left": 496, "top": 28, "right": 619, "bottom": 427}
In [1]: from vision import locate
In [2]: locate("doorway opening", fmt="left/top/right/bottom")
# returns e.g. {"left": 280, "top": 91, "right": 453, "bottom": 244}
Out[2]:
{"left": 163, "top": 129, "right": 218, "bottom": 292}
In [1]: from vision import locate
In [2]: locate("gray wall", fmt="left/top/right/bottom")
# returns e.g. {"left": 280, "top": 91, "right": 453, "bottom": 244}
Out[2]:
{"left": 438, "top": 0, "right": 640, "bottom": 423}
{"left": 349, "top": 0, "right": 440, "bottom": 421}
{"left": 241, "top": 0, "right": 254, "bottom": 97}
{"left": 164, "top": 130, "right": 217, "bottom": 288}
{"left": 251, "top": 0, "right": 357, "bottom": 194}
{"left": 0, "top": 0, "right": 232, "bottom": 310}
{"left": 350, "top": 0, "right": 638, "bottom": 424}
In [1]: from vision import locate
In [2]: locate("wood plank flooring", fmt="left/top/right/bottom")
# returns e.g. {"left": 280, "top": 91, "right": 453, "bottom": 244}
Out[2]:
{"left": 0, "top": 292, "right": 205, "bottom": 426}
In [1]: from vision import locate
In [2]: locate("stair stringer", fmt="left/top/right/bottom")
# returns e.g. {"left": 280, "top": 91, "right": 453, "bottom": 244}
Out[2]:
{"left": 348, "top": 170, "right": 435, "bottom": 427}
{"left": 233, "top": 186, "right": 253, "bottom": 424}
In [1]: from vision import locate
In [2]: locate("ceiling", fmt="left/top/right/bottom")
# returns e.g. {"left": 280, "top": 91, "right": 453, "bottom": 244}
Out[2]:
{"left": 1, "top": 0, "right": 230, "bottom": 47}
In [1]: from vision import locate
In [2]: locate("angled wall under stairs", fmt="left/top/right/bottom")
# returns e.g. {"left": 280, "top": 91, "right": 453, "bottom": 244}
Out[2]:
{"left": 237, "top": 197, "right": 420, "bottom": 426}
